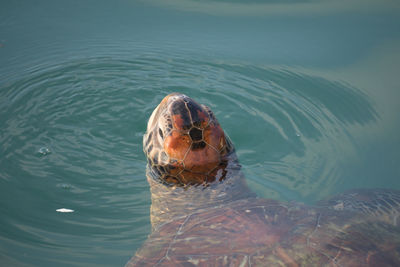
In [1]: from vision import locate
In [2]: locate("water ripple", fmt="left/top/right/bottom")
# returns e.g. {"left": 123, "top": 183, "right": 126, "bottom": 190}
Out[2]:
{"left": 0, "top": 55, "right": 378, "bottom": 265}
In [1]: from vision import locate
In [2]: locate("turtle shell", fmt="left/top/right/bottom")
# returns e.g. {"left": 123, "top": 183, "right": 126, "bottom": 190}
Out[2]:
{"left": 126, "top": 195, "right": 400, "bottom": 266}
{"left": 132, "top": 93, "right": 400, "bottom": 266}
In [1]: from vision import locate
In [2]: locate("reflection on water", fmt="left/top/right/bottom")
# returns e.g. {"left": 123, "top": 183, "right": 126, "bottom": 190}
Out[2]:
{"left": 191, "top": 0, "right": 313, "bottom": 3}
{"left": 144, "top": 0, "right": 400, "bottom": 16}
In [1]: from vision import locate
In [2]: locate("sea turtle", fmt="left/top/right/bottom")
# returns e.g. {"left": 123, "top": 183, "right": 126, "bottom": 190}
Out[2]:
{"left": 126, "top": 93, "right": 400, "bottom": 266}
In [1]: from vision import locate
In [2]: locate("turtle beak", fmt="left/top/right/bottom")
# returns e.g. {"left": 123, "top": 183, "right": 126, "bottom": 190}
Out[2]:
{"left": 160, "top": 92, "right": 184, "bottom": 106}
{"left": 146, "top": 93, "right": 184, "bottom": 133}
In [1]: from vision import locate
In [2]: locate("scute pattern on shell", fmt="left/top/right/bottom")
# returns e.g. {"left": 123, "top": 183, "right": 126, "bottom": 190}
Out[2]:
{"left": 127, "top": 197, "right": 400, "bottom": 267}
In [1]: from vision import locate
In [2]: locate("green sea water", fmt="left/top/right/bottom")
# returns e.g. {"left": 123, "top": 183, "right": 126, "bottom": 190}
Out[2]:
{"left": 1, "top": 0, "right": 400, "bottom": 266}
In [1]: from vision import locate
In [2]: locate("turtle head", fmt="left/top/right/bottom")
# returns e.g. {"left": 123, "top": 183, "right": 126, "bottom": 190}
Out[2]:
{"left": 143, "top": 93, "right": 235, "bottom": 186}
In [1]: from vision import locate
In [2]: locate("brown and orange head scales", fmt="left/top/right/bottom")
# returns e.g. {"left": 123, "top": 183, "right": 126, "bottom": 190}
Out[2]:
{"left": 143, "top": 93, "right": 235, "bottom": 186}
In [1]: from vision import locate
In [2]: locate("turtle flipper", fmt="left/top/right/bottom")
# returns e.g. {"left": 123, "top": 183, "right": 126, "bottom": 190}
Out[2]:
{"left": 318, "top": 189, "right": 400, "bottom": 226}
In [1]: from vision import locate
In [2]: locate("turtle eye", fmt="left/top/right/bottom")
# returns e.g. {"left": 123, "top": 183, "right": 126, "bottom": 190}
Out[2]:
{"left": 158, "top": 128, "right": 164, "bottom": 139}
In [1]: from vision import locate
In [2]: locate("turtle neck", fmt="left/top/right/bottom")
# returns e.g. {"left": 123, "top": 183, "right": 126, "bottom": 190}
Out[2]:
{"left": 147, "top": 164, "right": 256, "bottom": 232}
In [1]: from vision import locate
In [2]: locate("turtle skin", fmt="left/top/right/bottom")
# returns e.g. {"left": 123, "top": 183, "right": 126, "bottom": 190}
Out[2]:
{"left": 126, "top": 193, "right": 400, "bottom": 267}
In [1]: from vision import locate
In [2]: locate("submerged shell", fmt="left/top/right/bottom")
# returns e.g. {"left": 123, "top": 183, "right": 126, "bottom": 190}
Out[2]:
{"left": 127, "top": 190, "right": 400, "bottom": 266}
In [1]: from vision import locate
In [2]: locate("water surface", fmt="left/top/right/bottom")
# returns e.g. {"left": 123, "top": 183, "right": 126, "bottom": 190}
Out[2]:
{"left": 1, "top": 0, "right": 400, "bottom": 266}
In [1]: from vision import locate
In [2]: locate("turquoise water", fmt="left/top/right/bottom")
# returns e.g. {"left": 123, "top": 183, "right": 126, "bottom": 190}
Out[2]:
{"left": 1, "top": 0, "right": 400, "bottom": 266}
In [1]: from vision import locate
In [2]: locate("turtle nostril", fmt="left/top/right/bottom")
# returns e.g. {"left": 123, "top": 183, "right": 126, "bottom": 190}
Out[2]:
{"left": 159, "top": 128, "right": 164, "bottom": 139}
{"left": 189, "top": 127, "right": 203, "bottom": 141}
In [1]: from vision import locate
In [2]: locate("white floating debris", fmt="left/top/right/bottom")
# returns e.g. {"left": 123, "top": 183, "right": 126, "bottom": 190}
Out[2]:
{"left": 56, "top": 208, "right": 74, "bottom": 213}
